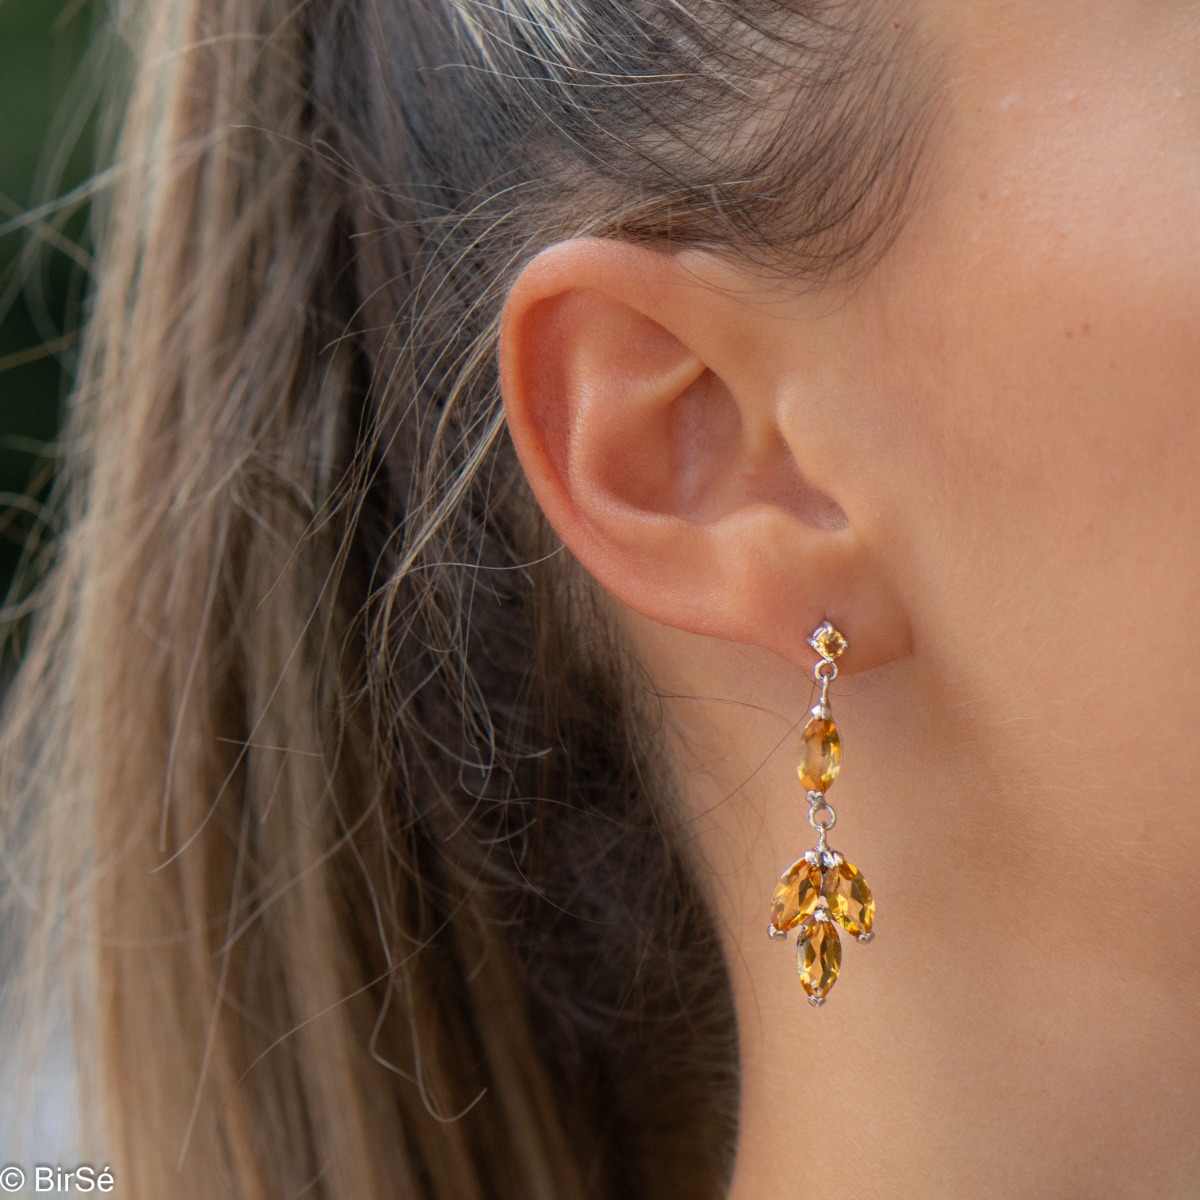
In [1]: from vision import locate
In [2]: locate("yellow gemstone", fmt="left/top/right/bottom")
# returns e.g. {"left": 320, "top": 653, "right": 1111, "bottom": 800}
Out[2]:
{"left": 822, "top": 857, "right": 875, "bottom": 939}
{"left": 797, "top": 913, "right": 841, "bottom": 999}
{"left": 810, "top": 625, "right": 848, "bottom": 660}
{"left": 770, "top": 858, "right": 822, "bottom": 932}
{"left": 798, "top": 716, "right": 841, "bottom": 791}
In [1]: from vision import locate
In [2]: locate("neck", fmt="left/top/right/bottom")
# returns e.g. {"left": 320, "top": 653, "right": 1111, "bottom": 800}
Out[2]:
{"left": 621, "top": 612, "right": 1200, "bottom": 1198}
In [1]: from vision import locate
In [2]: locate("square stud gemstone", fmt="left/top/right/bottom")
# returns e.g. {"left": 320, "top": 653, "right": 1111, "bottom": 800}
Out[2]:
{"left": 808, "top": 622, "right": 848, "bottom": 661}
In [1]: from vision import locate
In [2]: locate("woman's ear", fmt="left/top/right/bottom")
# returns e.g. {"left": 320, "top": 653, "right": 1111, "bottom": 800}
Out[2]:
{"left": 498, "top": 237, "right": 910, "bottom": 674}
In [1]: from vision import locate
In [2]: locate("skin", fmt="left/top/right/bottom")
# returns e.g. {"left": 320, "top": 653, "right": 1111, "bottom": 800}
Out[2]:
{"left": 499, "top": 1, "right": 1200, "bottom": 1195}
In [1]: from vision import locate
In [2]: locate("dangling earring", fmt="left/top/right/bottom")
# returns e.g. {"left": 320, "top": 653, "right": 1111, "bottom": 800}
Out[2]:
{"left": 767, "top": 621, "right": 875, "bottom": 1006}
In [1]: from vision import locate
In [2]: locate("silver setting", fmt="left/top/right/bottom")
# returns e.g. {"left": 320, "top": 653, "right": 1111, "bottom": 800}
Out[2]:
{"left": 808, "top": 994, "right": 826, "bottom": 1008}
{"left": 812, "top": 657, "right": 837, "bottom": 697}
{"left": 811, "top": 796, "right": 840, "bottom": 835}
{"left": 767, "top": 924, "right": 788, "bottom": 942}
{"left": 807, "top": 789, "right": 837, "bottom": 851}
{"left": 857, "top": 931, "right": 875, "bottom": 944}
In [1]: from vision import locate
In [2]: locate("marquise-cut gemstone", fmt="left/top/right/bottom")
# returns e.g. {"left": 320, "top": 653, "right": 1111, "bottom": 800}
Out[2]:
{"left": 797, "top": 913, "right": 841, "bottom": 999}
{"left": 822, "top": 857, "right": 875, "bottom": 939}
{"left": 798, "top": 716, "right": 841, "bottom": 792}
{"left": 770, "top": 858, "right": 822, "bottom": 931}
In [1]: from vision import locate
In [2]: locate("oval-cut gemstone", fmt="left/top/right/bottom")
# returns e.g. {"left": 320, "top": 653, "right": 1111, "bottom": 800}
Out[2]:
{"left": 796, "top": 913, "right": 841, "bottom": 999}
{"left": 798, "top": 715, "right": 841, "bottom": 792}
{"left": 770, "top": 858, "right": 822, "bottom": 932}
{"left": 822, "top": 856, "right": 875, "bottom": 939}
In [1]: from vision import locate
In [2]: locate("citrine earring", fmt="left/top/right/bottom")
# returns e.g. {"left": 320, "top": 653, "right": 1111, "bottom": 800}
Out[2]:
{"left": 767, "top": 621, "right": 875, "bottom": 1006}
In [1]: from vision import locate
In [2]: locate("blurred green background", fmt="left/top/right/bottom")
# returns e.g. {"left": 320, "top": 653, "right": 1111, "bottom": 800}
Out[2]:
{"left": 0, "top": 0, "right": 99, "bottom": 656}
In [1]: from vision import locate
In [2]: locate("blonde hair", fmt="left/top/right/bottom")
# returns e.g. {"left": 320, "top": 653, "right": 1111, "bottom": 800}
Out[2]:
{"left": 0, "top": 0, "right": 937, "bottom": 1194}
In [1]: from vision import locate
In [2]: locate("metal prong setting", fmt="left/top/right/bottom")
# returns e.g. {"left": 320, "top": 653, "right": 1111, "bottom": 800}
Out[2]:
{"left": 768, "top": 924, "right": 788, "bottom": 941}
{"left": 807, "top": 620, "right": 849, "bottom": 660}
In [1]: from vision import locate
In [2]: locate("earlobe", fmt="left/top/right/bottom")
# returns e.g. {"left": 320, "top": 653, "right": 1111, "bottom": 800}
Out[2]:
{"left": 498, "top": 237, "right": 910, "bottom": 675}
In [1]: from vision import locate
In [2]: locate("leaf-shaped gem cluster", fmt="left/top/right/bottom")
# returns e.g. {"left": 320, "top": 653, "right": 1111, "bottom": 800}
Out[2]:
{"left": 768, "top": 847, "right": 874, "bottom": 1006}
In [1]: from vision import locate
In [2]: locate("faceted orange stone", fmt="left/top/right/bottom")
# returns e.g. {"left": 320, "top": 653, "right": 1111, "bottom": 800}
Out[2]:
{"left": 798, "top": 716, "right": 841, "bottom": 792}
{"left": 797, "top": 912, "right": 841, "bottom": 1000}
{"left": 822, "top": 856, "right": 875, "bottom": 939}
{"left": 770, "top": 858, "right": 822, "bottom": 932}
{"left": 810, "top": 625, "right": 848, "bottom": 660}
